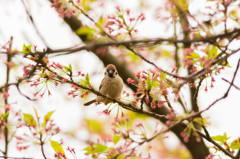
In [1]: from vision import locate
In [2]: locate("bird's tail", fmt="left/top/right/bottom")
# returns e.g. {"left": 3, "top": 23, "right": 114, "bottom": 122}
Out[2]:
{"left": 83, "top": 99, "right": 96, "bottom": 106}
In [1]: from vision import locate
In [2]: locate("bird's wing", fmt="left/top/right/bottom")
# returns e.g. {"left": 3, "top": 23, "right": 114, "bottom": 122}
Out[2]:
{"left": 99, "top": 77, "right": 105, "bottom": 91}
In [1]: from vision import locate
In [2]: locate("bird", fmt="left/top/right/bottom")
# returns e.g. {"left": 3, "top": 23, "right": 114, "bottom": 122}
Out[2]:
{"left": 84, "top": 64, "right": 124, "bottom": 106}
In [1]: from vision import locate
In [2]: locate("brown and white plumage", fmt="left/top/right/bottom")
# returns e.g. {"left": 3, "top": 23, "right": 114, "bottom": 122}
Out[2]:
{"left": 84, "top": 64, "right": 124, "bottom": 106}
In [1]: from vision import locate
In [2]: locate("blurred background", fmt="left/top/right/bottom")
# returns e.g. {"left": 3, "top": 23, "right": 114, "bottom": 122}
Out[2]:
{"left": 0, "top": 0, "right": 240, "bottom": 158}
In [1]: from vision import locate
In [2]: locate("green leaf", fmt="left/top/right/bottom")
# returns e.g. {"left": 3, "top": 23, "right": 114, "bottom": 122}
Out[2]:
{"left": 218, "top": 59, "right": 231, "bottom": 68}
{"left": 159, "top": 72, "right": 166, "bottom": 79}
{"left": 208, "top": 45, "right": 218, "bottom": 58}
{"left": 83, "top": 145, "right": 93, "bottom": 154}
{"left": 118, "top": 14, "right": 124, "bottom": 19}
{"left": 21, "top": 44, "right": 32, "bottom": 53}
{"left": 64, "top": 66, "right": 71, "bottom": 73}
{"left": 85, "top": 119, "right": 103, "bottom": 133}
{"left": 80, "top": 73, "right": 90, "bottom": 86}
{"left": 162, "top": 50, "right": 171, "bottom": 57}
{"left": 116, "top": 155, "right": 127, "bottom": 159}
{"left": 188, "top": 52, "right": 200, "bottom": 59}
{"left": 76, "top": 27, "right": 97, "bottom": 40}
{"left": 127, "top": 52, "right": 139, "bottom": 62}
{"left": 113, "top": 134, "right": 121, "bottom": 145}
{"left": 85, "top": 73, "right": 90, "bottom": 85}
{"left": 146, "top": 73, "right": 152, "bottom": 90}
{"left": 94, "top": 144, "right": 108, "bottom": 153}
{"left": 212, "top": 132, "right": 230, "bottom": 143}
{"left": 1, "top": 112, "right": 9, "bottom": 121}
{"left": 230, "top": 139, "right": 240, "bottom": 150}
{"left": 83, "top": 143, "right": 108, "bottom": 154}
{"left": 69, "top": 64, "right": 72, "bottom": 72}
{"left": 43, "top": 111, "right": 54, "bottom": 127}
{"left": 97, "top": 17, "right": 105, "bottom": 26}
{"left": 50, "top": 140, "right": 65, "bottom": 155}
{"left": 23, "top": 113, "right": 37, "bottom": 127}
{"left": 33, "top": 107, "right": 39, "bottom": 120}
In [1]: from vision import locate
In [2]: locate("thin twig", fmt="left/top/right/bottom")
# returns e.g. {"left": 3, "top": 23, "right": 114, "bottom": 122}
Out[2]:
{"left": 21, "top": 0, "right": 50, "bottom": 50}
{"left": 193, "top": 78, "right": 204, "bottom": 112}
{"left": 70, "top": 2, "right": 115, "bottom": 41}
{"left": 196, "top": 127, "right": 235, "bottom": 158}
{"left": 39, "top": 135, "right": 47, "bottom": 159}
{"left": 222, "top": 78, "right": 240, "bottom": 90}
{"left": 0, "top": 28, "right": 239, "bottom": 56}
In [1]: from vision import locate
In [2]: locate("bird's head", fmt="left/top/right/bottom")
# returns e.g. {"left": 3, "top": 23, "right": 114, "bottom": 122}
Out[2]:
{"left": 105, "top": 64, "right": 118, "bottom": 78}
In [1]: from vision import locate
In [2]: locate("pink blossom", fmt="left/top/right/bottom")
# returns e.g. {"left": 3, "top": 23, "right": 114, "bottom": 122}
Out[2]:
{"left": 127, "top": 78, "right": 132, "bottom": 83}
{"left": 184, "top": 48, "right": 193, "bottom": 56}
{"left": 115, "top": 6, "right": 120, "bottom": 12}
{"left": 126, "top": 9, "right": 130, "bottom": 15}
{"left": 129, "top": 17, "right": 135, "bottom": 21}
{"left": 48, "top": 74, "right": 54, "bottom": 79}
{"left": 61, "top": 78, "right": 68, "bottom": 83}
{"left": 135, "top": 123, "right": 143, "bottom": 128}
{"left": 3, "top": 93, "right": 9, "bottom": 98}
{"left": 5, "top": 105, "right": 10, "bottom": 111}
{"left": 151, "top": 101, "right": 156, "bottom": 109}
{"left": 205, "top": 154, "right": 214, "bottom": 159}
{"left": 136, "top": 71, "right": 141, "bottom": 78}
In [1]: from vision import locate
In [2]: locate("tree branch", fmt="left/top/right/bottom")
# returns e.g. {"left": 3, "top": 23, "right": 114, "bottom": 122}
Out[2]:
{"left": 21, "top": 0, "right": 50, "bottom": 50}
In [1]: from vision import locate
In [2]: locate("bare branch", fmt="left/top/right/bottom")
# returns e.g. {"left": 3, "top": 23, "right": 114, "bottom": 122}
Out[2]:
{"left": 21, "top": 0, "right": 50, "bottom": 50}
{"left": 197, "top": 127, "right": 235, "bottom": 158}
{"left": 222, "top": 78, "right": 240, "bottom": 90}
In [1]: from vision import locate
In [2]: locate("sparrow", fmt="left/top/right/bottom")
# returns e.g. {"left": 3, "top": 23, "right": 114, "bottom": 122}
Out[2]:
{"left": 84, "top": 64, "right": 124, "bottom": 106}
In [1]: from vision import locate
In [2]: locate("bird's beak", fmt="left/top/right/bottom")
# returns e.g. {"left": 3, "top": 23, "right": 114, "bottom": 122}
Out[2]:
{"left": 108, "top": 70, "right": 114, "bottom": 77}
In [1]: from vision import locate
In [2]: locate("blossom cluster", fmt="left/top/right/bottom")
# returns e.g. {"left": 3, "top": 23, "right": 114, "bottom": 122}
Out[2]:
{"left": 16, "top": 110, "right": 60, "bottom": 151}
{"left": 104, "top": 6, "right": 146, "bottom": 37}
{"left": 127, "top": 70, "right": 178, "bottom": 109}
{"left": 51, "top": 0, "right": 76, "bottom": 18}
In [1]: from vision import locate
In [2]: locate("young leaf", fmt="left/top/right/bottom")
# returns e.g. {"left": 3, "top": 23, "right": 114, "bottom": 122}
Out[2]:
{"left": 1, "top": 111, "right": 9, "bottom": 121}
{"left": 69, "top": 64, "right": 72, "bottom": 72}
{"left": 146, "top": 73, "right": 152, "bottom": 90}
{"left": 33, "top": 107, "right": 39, "bottom": 121}
{"left": 97, "top": 17, "right": 105, "bottom": 26}
{"left": 208, "top": 45, "right": 218, "bottom": 58}
{"left": 83, "top": 145, "right": 93, "bottom": 154}
{"left": 64, "top": 66, "right": 71, "bottom": 73}
{"left": 85, "top": 73, "right": 90, "bottom": 85}
{"left": 75, "top": 27, "right": 97, "bottom": 40}
{"left": 113, "top": 134, "right": 121, "bottom": 145}
{"left": 116, "top": 155, "right": 127, "bottom": 159}
{"left": 50, "top": 140, "right": 65, "bottom": 156}
{"left": 81, "top": 73, "right": 90, "bottom": 86}
{"left": 83, "top": 143, "right": 108, "bottom": 154}
{"left": 85, "top": 119, "right": 103, "bottom": 133}
{"left": 43, "top": 111, "right": 54, "bottom": 127}
{"left": 212, "top": 132, "right": 230, "bottom": 143}
{"left": 189, "top": 52, "right": 200, "bottom": 59}
{"left": 230, "top": 139, "right": 240, "bottom": 150}
{"left": 93, "top": 144, "right": 108, "bottom": 153}
{"left": 23, "top": 113, "right": 37, "bottom": 127}
{"left": 21, "top": 44, "right": 32, "bottom": 53}
{"left": 127, "top": 52, "right": 138, "bottom": 62}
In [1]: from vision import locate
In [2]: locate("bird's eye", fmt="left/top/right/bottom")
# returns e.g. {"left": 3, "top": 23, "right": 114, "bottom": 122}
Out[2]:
{"left": 116, "top": 72, "right": 118, "bottom": 75}
{"left": 105, "top": 72, "right": 107, "bottom": 75}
